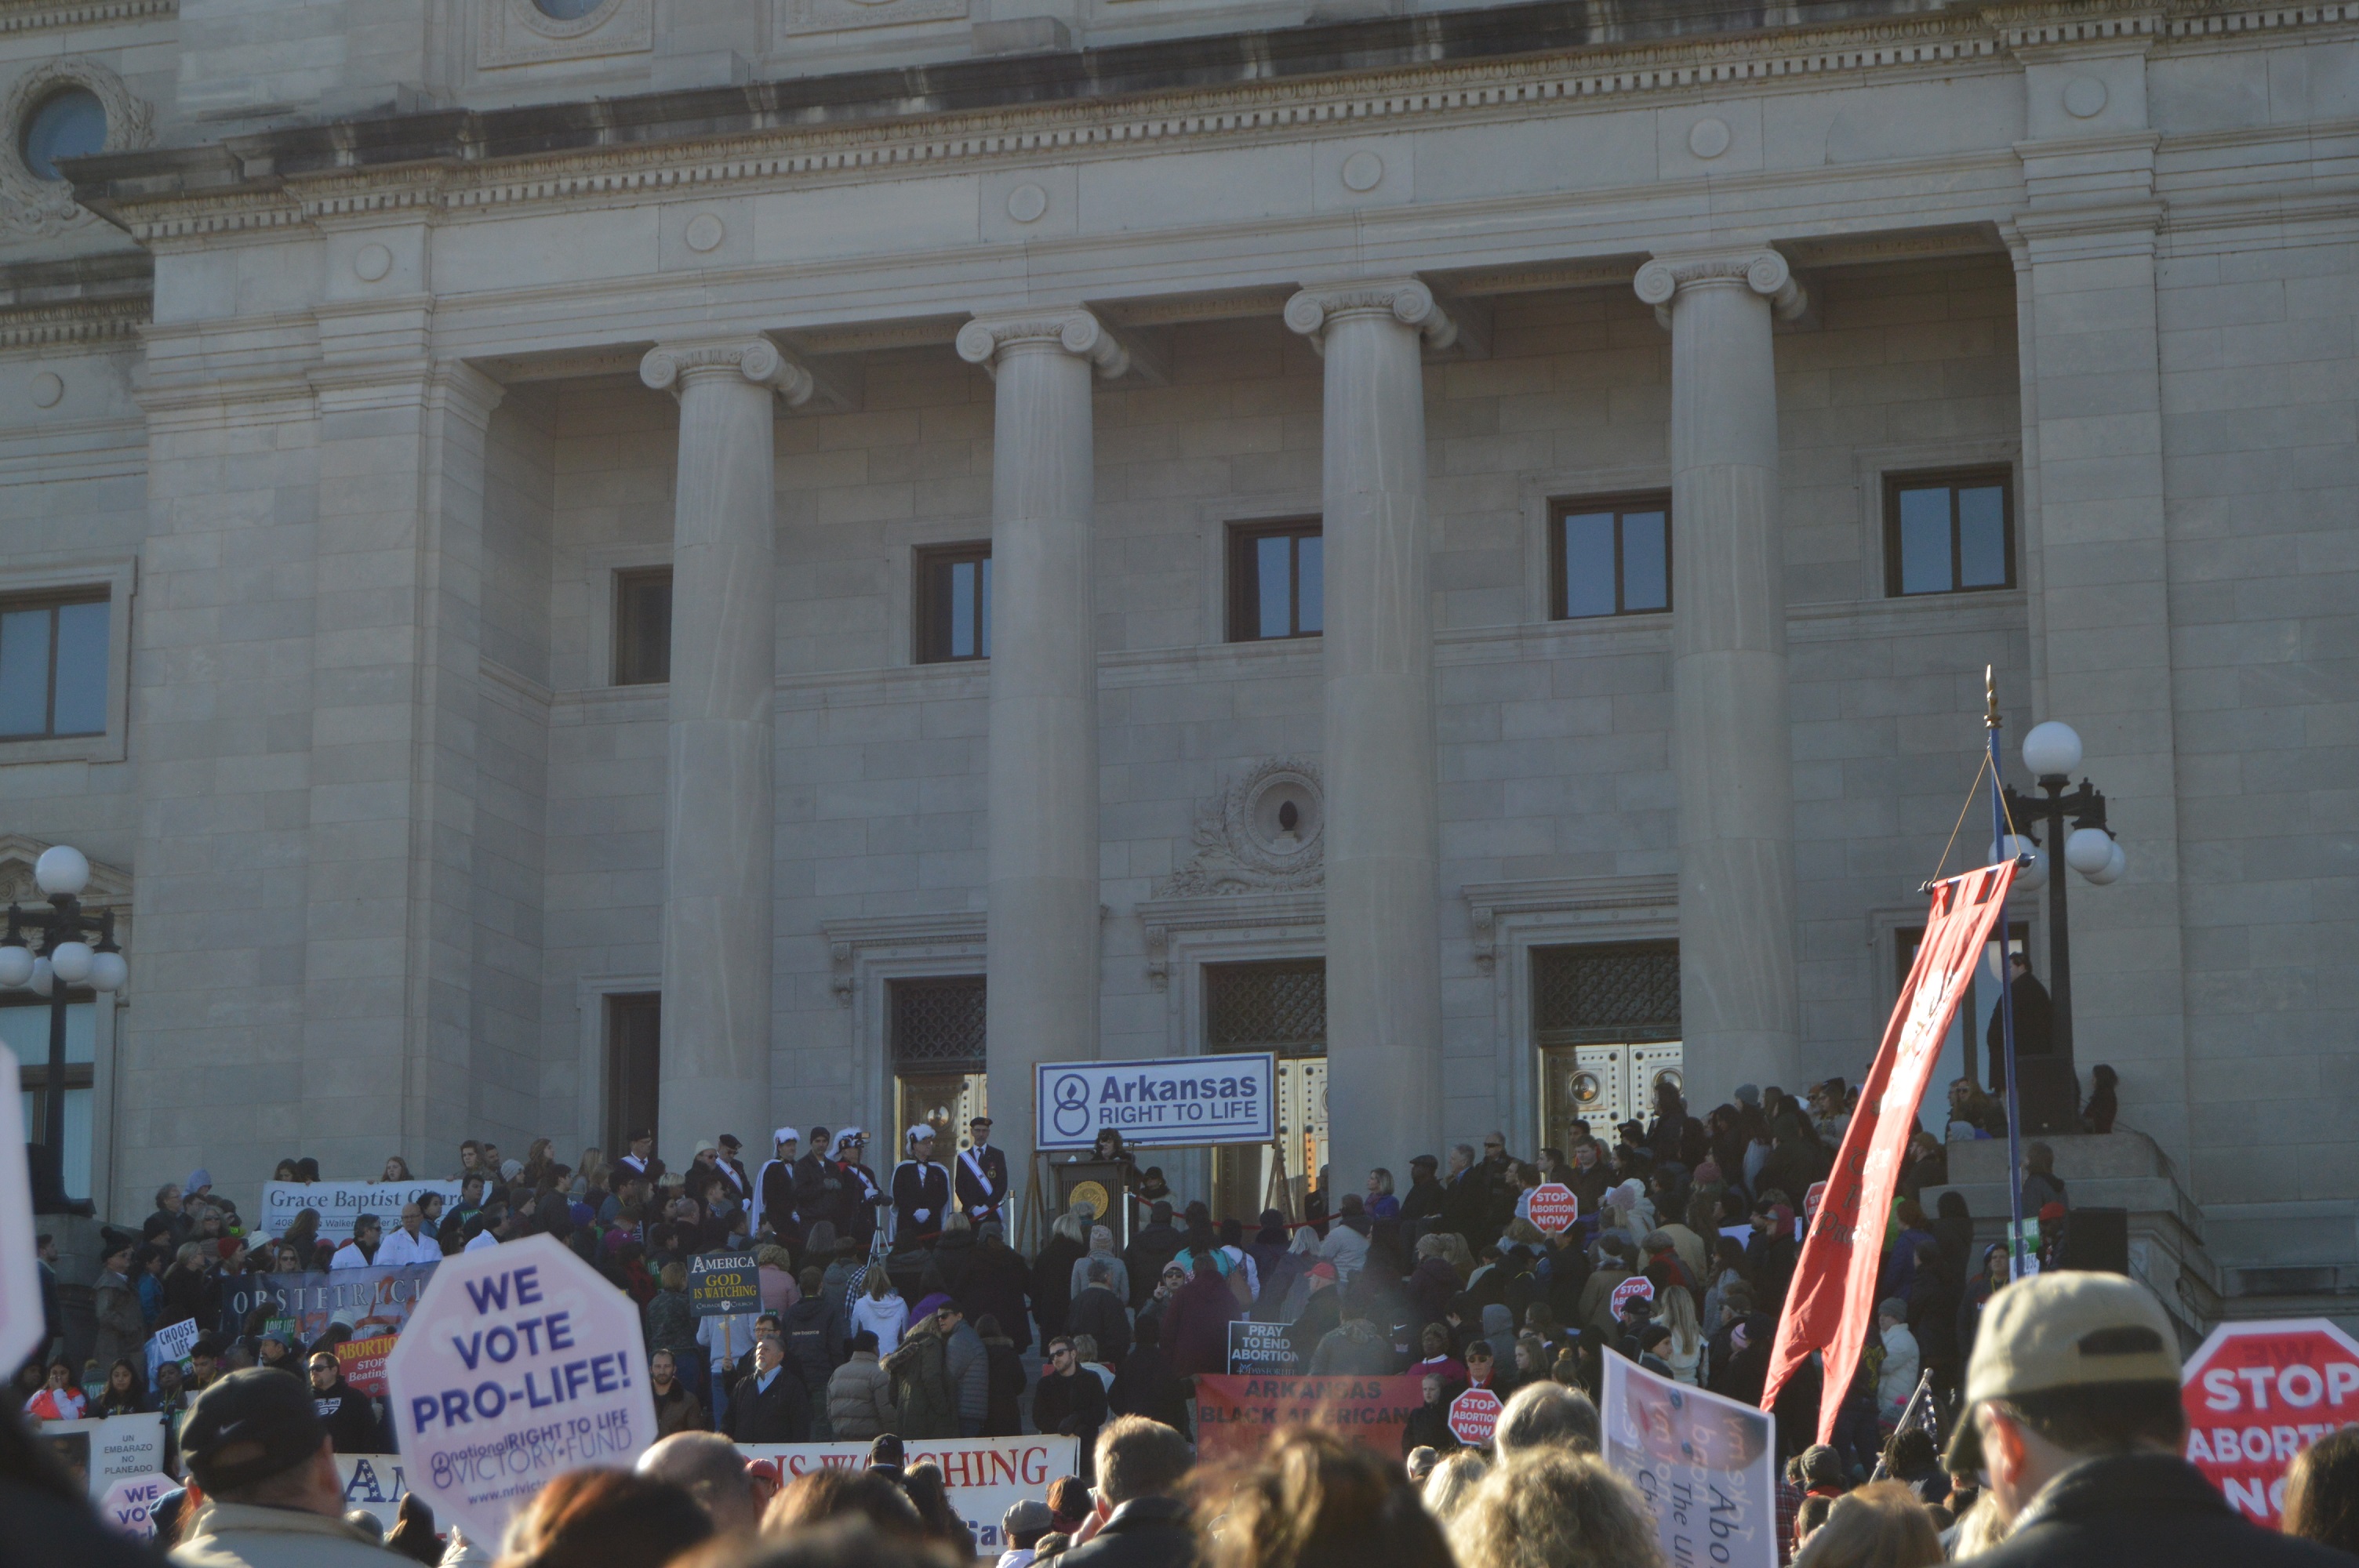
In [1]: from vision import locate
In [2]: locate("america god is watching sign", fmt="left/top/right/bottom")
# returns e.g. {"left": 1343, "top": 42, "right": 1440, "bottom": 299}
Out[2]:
{"left": 1035, "top": 1054, "right": 1276, "bottom": 1150}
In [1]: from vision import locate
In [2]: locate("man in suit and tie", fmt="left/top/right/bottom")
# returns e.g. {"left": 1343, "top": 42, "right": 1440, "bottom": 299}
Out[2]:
{"left": 892, "top": 1125, "right": 951, "bottom": 1246}
{"left": 954, "top": 1115, "right": 1009, "bottom": 1228}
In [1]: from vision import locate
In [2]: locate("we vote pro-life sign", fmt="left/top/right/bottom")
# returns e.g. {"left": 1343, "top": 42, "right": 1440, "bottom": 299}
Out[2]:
{"left": 385, "top": 1235, "right": 656, "bottom": 1542}
{"left": 1036, "top": 1053, "right": 1276, "bottom": 1150}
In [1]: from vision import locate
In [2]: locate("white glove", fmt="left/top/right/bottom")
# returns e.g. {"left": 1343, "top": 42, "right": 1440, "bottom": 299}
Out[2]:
{"left": 914, "top": 1208, "right": 932, "bottom": 1221}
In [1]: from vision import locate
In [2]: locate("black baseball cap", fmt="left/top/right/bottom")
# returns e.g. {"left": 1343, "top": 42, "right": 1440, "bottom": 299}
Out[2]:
{"left": 181, "top": 1368, "right": 323, "bottom": 1492}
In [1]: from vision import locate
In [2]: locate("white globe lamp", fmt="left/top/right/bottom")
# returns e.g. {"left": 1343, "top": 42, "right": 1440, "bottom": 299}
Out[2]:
{"left": 2064, "top": 827, "right": 2114, "bottom": 877}
{"left": 29, "top": 956, "right": 53, "bottom": 996}
{"left": 47, "top": 940, "right": 91, "bottom": 985}
{"left": 33, "top": 844, "right": 89, "bottom": 897}
{"left": 2085, "top": 840, "right": 2128, "bottom": 886}
{"left": 2021, "top": 721, "right": 2083, "bottom": 781}
{"left": 0, "top": 944, "right": 28, "bottom": 989}
{"left": 89, "top": 949, "right": 126, "bottom": 992}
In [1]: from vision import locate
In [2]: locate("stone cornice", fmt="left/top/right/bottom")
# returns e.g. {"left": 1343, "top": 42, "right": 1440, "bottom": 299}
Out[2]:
{"left": 63, "top": 0, "right": 2358, "bottom": 244}
{"left": 0, "top": 0, "right": 172, "bottom": 32}
{"left": 0, "top": 252, "right": 150, "bottom": 352}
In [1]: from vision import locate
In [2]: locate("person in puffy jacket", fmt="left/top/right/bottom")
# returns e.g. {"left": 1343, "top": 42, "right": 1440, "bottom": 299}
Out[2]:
{"left": 826, "top": 1330, "right": 896, "bottom": 1439}
{"left": 781, "top": 1268, "right": 843, "bottom": 1434}
{"left": 884, "top": 1305, "right": 958, "bottom": 1439}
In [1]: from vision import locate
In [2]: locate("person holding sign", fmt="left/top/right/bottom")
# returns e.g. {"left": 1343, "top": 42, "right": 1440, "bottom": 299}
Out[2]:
{"left": 170, "top": 1368, "right": 398, "bottom": 1567}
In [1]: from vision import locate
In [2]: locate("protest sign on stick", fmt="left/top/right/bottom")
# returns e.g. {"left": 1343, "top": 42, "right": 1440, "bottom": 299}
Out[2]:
{"left": 383, "top": 1234, "right": 656, "bottom": 1544}
{"left": 1604, "top": 1352, "right": 1778, "bottom": 1568}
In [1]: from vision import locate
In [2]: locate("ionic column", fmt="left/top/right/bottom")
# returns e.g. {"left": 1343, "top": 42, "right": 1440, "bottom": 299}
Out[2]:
{"left": 639, "top": 339, "right": 812, "bottom": 1164}
{"left": 1285, "top": 280, "right": 1453, "bottom": 1185}
{"left": 956, "top": 310, "right": 1125, "bottom": 1229}
{"left": 1634, "top": 251, "right": 1805, "bottom": 1098}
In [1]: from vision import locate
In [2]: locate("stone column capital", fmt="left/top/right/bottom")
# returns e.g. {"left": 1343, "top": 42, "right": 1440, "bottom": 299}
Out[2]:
{"left": 1283, "top": 278, "right": 1458, "bottom": 354}
{"left": 638, "top": 338, "right": 815, "bottom": 407}
{"left": 1634, "top": 249, "right": 1808, "bottom": 322}
{"left": 956, "top": 307, "right": 1129, "bottom": 379}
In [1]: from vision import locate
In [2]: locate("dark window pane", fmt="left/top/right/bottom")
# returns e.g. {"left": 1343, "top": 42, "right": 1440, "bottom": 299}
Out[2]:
{"left": 1896, "top": 488, "right": 1953, "bottom": 594}
{"left": 1958, "top": 486, "right": 2008, "bottom": 587}
{"left": 50, "top": 601, "right": 106, "bottom": 735}
{"left": 1296, "top": 535, "right": 1322, "bottom": 634}
{"left": 977, "top": 556, "right": 991, "bottom": 659}
{"left": 1561, "top": 513, "right": 1617, "bottom": 618}
{"left": 950, "top": 560, "right": 978, "bottom": 658}
{"left": 0, "top": 609, "right": 49, "bottom": 735}
{"left": 1256, "top": 535, "right": 1292, "bottom": 638}
{"left": 20, "top": 90, "right": 105, "bottom": 183}
{"left": 614, "top": 570, "right": 671, "bottom": 684}
{"left": 1622, "top": 511, "right": 1669, "bottom": 612}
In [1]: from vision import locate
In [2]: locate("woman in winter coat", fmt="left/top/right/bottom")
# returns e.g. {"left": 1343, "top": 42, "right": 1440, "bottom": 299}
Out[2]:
{"left": 923, "top": 1212, "right": 976, "bottom": 1300}
{"left": 826, "top": 1329, "right": 896, "bottom": 1439}
{"left": 1406, "top": 1232, "right": 1461, "bottom": 1330}
{"left": 976, "top": 1313, "right": 1027, "bottom": 1436}
{"left": 158, "top": 1242, "right": 212, "bottom": 1332}
{"left": 958, "top": 1222, "right": 1032, "bottom": 1355}
{"left": 97, "top": 1359, "right": 146, "bottom": 1417}
{"left": 24, "top": 1359, "right": 87, "bottom": 1421}
{"left": 1161, "top": 1254, "right": 1241, "bottom": 1378}
{"left": 852, "top": 1265, "right": 911, "bottom": 1356}
{"left": 1109, "top": 1316, "right": 1190, "bottom": 1434}
{"left": 1030, "top": 1210, "right": 1089, "bottom": 1343}
{"left": 91, "top": 1242, "right": 146, "bottom": 1372}
{"left": 1068, "top": 1225, "right": 1130, "bottom": 1306}
{"left": 1254, "top": 1227, "right": 1320, "bottom": 1324}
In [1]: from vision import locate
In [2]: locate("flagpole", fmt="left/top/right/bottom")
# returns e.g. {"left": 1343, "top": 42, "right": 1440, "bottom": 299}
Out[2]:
{"left": 1985, "top": 669, "right": 2028, "bottom": 1280}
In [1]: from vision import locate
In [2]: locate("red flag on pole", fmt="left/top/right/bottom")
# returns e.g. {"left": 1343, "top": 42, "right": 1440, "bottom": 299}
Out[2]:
{"left": 1761, "top": 859, "right": 2017, "bottom": 1440}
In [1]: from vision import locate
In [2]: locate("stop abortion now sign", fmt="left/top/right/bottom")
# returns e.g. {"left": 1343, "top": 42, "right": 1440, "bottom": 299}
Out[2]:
{"left": 2182, "top": 1318, "right": 2359, "bottom": 1526}
{"left": 385, "top": 1234, "right": 656, "bottom": 1544}
{"left": 1528, "top": 1184, "right": 1578, "bottom": 1236}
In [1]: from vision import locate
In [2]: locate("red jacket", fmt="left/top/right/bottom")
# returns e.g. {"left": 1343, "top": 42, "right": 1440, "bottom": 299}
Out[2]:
{"left": 1163, "top": 1271, "right": 1241, "bottom": 1377}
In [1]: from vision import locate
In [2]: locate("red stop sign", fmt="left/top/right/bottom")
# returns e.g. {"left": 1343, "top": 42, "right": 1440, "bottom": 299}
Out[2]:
{"left": 2182, "top": 1317, "right": 2359, "bottom": 1526}
{"left": 1528, "top": 1184, "right": 1578, "bottom": 1235}
{"left": 1448, "top": 1386, "right": 1503, "bottom": 1446}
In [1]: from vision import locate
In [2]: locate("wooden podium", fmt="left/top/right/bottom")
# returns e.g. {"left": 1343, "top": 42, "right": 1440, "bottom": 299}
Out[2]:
{"left": 1049, "top": 1158, "right": 1133, "bottom": 1250}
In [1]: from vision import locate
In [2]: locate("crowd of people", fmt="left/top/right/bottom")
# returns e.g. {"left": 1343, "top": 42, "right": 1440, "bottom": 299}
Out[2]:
{"left": 13, "top": 1080, "right": 2359, "bottom": 1568}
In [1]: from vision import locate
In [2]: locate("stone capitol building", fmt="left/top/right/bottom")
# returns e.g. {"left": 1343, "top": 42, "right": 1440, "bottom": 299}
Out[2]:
{"left": 0, "top": 0, "right": 2348, "bottom": 1332}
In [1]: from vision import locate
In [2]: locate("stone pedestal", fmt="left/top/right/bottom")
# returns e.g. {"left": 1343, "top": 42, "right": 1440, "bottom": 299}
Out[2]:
{"left": 1634, "top": 252, "right": 1805, "bottom": 1104}
{"left": 1285, "top": 280, "right": 1453, "bottom": 1187}
{"left": 958, "top": 310, "right": 1127, "bottom": 1227}
{"left": 1924, "top": 1129, "right": 2220, "bottom": 1344}
{"left": 640, "top": 340, "right": 809, "bottom": 1165}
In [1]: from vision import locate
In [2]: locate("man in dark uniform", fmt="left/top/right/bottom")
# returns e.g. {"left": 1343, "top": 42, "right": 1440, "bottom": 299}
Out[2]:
{"left": 954, "top": 1115, "right": 1009, "bottom": 1228}
{"left": 836, "top": 1128, "right": 883, "bottom": 1247}
{"left": 616, "top": 1129, "right": 663, "bottom": 1185}
{"left": 715, "top": 1134, "right": 754, "bottom": 1206}
{"left": 1987, "top": 952, "right": 2054, "bottom": 1092}
{"left": 792, "top": 1125, "right": 843, "bottom": 1232}
{"left": 754, "top": 1127, "right": 799, "bottom": 1237}
{"left": 892, "top": 1125, "right": 951, "bottom": 1245}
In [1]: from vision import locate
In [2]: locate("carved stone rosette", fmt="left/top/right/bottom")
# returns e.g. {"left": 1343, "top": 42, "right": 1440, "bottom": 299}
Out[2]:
{"left": 1154, "top": 757, "right": 1325, "bottom": 900}
{"left": 638, "top": 338, "right": 816, "bottom": 406}
{"left": 1283, "top": 278, "right": 1458, "bottom": 356}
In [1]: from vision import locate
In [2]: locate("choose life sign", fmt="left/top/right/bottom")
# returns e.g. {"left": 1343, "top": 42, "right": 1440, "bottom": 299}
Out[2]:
{"left": 1036, "top": 1053, "right": 1276, "bottom": 1150}
{"left": 385, "top": 1234, "right": 656, "bottom": 1543}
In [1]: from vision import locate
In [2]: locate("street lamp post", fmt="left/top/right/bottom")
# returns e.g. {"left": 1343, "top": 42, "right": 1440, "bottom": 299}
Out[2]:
{"left": 1998, "top": 720, "right": 2125, "bottom": 1134}
{"left": 0, "top": 844, "right": 127, "bottom": 1214}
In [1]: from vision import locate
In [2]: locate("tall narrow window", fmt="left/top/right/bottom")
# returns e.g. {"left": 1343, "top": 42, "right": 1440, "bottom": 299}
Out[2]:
{"left": 1227, "top": 521, "right": 1323, "bottom": 641}
{"left": 604, "top": 993, "right": 662, "bottom": 1157}
{"left": 612, "top": 568, "right": 672, "bottom": 685}
{"left": 5, "top": 997, "right": 95, "bottom": 1200}
{"left": 916, "top": 544, "right": 991, "bottom": 663}
{"left": 0, "top": 592, "right": 107, "bottom": 739}
{"left": 1886, "top": 470, "right": 2013, "bottom": 597}
{"left": 889, "top": 976, "right": 987, "bottom": 1162}
{"left": 1550, "top": 495, "right": 1670, "bottom": 619}
{"left": 1205, "top": 958, "right": 1327, "bottom": 1220}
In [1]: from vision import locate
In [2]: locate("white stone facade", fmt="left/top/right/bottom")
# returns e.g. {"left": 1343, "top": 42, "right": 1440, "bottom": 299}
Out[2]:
{"left": 0, "top": 0, "right": 2349, "bottom": 1308}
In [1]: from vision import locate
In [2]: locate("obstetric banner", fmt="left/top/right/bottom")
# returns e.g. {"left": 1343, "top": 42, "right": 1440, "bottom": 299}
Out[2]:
{"left": 384, "top": 1234, "right": 656, "bottom": 1544}
{"left": 1761, "top": 859, "right": 2016, "bottom": 1440}
{"left": 1035, "top": 1054, "right": 1276, "bottom": 1150}
{"left": 1604, "top": 1353, "right": 1778, "bottom": 1568}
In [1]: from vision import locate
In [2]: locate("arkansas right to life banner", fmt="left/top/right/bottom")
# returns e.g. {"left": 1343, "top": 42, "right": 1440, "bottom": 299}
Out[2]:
{"left": 1763, "top": 858, "right": 2017, "bottom": 1442}
{"left": 1193, "top": 1374, "right": 1425, "bottom": 1464}
{"left": 1604, "top": 1353, "right": 1777, "bottom": 1568}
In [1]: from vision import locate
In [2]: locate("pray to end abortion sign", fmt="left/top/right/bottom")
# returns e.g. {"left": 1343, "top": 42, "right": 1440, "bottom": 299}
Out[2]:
{"left": 384, "top": 1234, "right": 656, "bottom": 1543}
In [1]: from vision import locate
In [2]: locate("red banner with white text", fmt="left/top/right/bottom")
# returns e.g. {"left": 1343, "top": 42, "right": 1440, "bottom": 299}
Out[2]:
{"left": 1763, "top": 860, "right": 2016, "bottom": 1439}
{"left": 1193, "top": 1374, "right": 1425, "bottom": 1464}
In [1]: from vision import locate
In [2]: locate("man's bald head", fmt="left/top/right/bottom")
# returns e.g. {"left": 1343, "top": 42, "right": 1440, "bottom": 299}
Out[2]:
{"left": 637, "top": 1432, "right": 759, "bottom": 1534}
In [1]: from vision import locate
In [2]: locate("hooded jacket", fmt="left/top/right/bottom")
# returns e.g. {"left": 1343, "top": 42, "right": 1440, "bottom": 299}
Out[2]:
{"left": 1968, "top": 1453, "right": 2350, "bottom": 1568}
